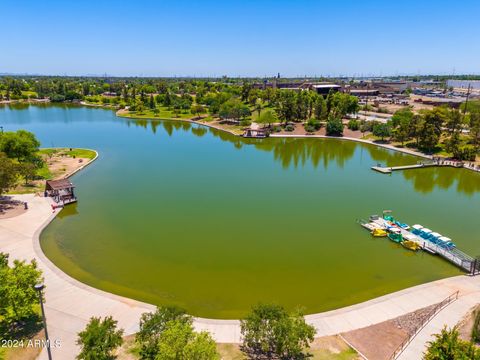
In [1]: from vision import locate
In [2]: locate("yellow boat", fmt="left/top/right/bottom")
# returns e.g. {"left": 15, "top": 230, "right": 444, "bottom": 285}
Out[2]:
{"left": 372, "top": 228, "right": 387, "bottom": 237}
{"left": 401, "top": 240, "right": 422, "bottom": 251}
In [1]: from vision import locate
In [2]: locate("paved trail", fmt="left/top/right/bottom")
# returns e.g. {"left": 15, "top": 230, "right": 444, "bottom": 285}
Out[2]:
{"left": 1, "top": 194, "right": 479, "bottom": 359}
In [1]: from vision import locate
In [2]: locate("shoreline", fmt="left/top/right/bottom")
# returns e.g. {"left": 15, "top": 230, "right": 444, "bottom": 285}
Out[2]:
{"left": 117, "top": 110, "right": 480, "bottom": 173}
{"left": 3, "top": 196, "right": 480, "bottom": 359}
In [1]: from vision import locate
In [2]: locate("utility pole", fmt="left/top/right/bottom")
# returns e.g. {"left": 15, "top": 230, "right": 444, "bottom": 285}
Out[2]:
{"left": 35, "top": 284, "right": 53, "bottom": 360}
{"left": 463, "top": 84, "right": 472, "bottom": 118}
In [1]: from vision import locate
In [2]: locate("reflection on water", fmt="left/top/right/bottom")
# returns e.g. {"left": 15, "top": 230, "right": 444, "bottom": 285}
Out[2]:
{"left": 3, "top": 104, "right": 479, "bottom": 196}
{"left": 126, "top": 118, "right": 480, "bottom": 195}
{"left": 3, "top": 104, "right": 478, "bottom": 318}
{"left": 402, "top": 167, "right": 480, "bottom": 196}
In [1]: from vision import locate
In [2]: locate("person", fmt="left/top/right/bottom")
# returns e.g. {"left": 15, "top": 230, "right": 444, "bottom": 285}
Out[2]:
{"left": 24, "top": 202, "right": 28, "bottom": 210}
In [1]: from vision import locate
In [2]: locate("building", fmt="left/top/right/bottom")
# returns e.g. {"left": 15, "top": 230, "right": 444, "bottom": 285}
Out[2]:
{"left": 310, "top": 84, "right": 341, "bottom": 95}
{"left": 45, "top": 179, "right": 77, "bottom": 205}
{"left": 447, "top": 80, "right": 480, "bottom": 90}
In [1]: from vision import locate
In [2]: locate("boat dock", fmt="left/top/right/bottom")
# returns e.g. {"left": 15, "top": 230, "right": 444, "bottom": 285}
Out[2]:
{"left": 364, "top": 217, "right": 480, "bottom": 275}
{"left": 372, "top": 164, "right": 430, "bottom": 174}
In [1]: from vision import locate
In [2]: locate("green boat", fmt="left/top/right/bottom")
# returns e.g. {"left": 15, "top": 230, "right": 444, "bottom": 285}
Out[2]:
{"left": 388, "top": 231, "right": 403, "bottom": 243}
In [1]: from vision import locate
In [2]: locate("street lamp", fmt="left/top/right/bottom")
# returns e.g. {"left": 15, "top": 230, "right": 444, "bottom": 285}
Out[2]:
{"left": 34, "top": 283, "right": 53, "bottom": 360}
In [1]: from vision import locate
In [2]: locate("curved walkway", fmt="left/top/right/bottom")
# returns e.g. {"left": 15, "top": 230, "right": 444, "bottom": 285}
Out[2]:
{"left": 1, "top": 195, "right": 480, "bottom": 359}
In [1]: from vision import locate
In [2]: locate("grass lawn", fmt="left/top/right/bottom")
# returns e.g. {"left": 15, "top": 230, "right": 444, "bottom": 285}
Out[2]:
{"left": 119, "top": 106, "right": 194, "bottom": 120}
{"left": 8, "top": 148, "right": 96, "bottom": 195}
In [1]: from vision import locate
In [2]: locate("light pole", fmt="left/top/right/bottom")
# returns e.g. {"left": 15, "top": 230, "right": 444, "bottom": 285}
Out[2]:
{"left": 35, "top": 283, "right": 52, "bottom": 360}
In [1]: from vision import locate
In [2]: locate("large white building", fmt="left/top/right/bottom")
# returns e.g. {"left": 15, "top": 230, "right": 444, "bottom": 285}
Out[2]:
{"left": 447, "top": 80, "right": 480, "bottom": 90}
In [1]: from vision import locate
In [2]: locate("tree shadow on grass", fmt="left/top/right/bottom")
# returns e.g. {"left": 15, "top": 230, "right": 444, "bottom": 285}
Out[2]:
{"left": 0, "top": 314, "right": 43, "bottom": 341}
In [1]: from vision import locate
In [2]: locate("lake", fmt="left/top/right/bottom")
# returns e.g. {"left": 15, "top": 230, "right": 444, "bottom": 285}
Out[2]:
{"left": 1, "top": 103, "right": 479, "bottom": 319}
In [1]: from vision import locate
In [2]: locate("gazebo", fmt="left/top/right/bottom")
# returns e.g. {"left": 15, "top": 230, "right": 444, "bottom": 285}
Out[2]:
{"left": 45, "top": 179, "right": 77, "bottom": 205}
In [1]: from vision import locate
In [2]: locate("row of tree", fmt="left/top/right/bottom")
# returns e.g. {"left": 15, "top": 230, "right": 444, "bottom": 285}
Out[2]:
{"left": 388, "top": 105, "right": 479, "bottom": 159}
{"left": 76, "top": 303, "right": 315, "bottom": 360}
{"left": 0, "top": 249, "right": 318, "bottom": 360}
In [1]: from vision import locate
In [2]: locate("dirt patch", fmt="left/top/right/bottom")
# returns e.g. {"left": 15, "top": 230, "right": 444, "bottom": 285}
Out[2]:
{"left": 342, "top": 304, "right": 439, "bottom": 360}
{"left": 310, "top": 336, "right": 361, "bottom": 359}
{"left": 115, "top": 334, "right": 138, "bottom": 360}
{"left": 0, "top": 198, "right": 28, "bottom": 219}
{"left": 457, "top": 305, "right": 480, "bottom": 343}
{"left": 10, "top": 148, "right": 94, "bottom": 195}
{"left": 3, "top": 332, "right": 44, "bottom": 360}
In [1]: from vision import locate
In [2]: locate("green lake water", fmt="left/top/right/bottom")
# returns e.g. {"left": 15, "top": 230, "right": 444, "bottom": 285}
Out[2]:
{"left": 1, "top": 104, "right": 479, "bottom": 318}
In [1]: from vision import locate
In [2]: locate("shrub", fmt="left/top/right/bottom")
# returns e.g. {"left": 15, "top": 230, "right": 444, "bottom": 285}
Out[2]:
{"left": 50, "top": 94, "right": 66, "bottom": 102}
{"left": 425, "top": 326, "right": 480, "bottom": 359}
{"left": 454, "top": 145, "right": 477, "bottom": 161}
{"left": 304, "top": 125, "right": 316, "bottom": 133}
{"left": 285, "top": 124, "right": 295, "bottom": 132}
{"left": 240, "top": 119, "right": 251, "bottom": 127}
{"left": 347, "top": 119, "right": 359, "bottom": 131}
{"left": 273, "top": 126, "right": 282, "bottom": 133}
{"left": 305, "top": 119, "right": 322, "bottom": 131}
{"left": 326, "top": 116, "right": 344, "bottom": 136}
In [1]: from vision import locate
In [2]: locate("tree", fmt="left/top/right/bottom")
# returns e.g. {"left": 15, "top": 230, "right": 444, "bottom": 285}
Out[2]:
{"left": 326, "top": 115, "right": 344, "bottom": 136}
{"left": 314, "top": 95, "right": 327, "bottom": 120}
{"left": 190, "top": 105, "right": 206, "bottom": 119}
{"left": 136, "top": 306, "right": 192, "bottom": 359}
{"left": 424, "top": 326, "right": 480, "bottom": 360}
{"left": 18, "top": 162, "right": 38, "bottom": 185}
{"left": 240, "top": 304, "right": 315, "bottom": 359}
{"left": 76, "top": 316, "right": 124, "bottom": 360}
{"left": 445, "top": 109, "right": 463, "bottom": 135}
{"left": 256, "top": 109, "right": 277, "bottom": 128}
{"left": 149, "top": 94, "right": 155, "bottom": 109}
{"left": 417, "top": 108, "right": 447, "bottom": 152}
{"left": 469, "top": 111, "right": 480, "bottom": 149}
{"left": 275, "top": 91, "right": 297, "bottom": 124}
{"left": 0, "top": 153, "right": 18, "bottom": 195}
{"left": 0, "top": 253, "right": 44, "bottom": 325}
{"left": 219, "top": 99, "right": 250, "bottom": 121}
{"left": 445, "top": 131, "right": 462, "bottom": 158}
{"left": 0, "top": 130, "right": 41, "bottom": 162}
{"left": 372, "top": 122, "right": 392, "bottom": 141}
{"left": 156, "top": 320, "right": 219, "bottom": 360}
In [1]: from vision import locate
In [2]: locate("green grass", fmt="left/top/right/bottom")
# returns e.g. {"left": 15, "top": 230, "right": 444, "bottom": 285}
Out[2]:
{"left": 311, "top": 347, "right": 359, "bottom": 360}
{"left": 120, "top": 106, "right": 194, "bottom": 120}
{"left": 39, "top": 148, "right": 96, "bottom": 160}
{"left": 8, "top": 148, "right": 96, "bottom": 195}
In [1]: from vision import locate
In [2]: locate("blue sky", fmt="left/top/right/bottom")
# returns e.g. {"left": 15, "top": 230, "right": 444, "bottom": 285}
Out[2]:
{"left": 2, "top": 0, "right": 479, "bottom": 77}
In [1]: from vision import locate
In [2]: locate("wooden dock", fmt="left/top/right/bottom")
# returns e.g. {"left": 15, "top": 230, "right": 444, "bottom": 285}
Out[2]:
{"left": 368, "top": 218, "right": 480, "bottom": 275}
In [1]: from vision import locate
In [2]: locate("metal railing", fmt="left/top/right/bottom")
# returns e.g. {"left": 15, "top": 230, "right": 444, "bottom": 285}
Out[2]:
{"left": 390, "top": 290, "right": 460, "bottom": 359}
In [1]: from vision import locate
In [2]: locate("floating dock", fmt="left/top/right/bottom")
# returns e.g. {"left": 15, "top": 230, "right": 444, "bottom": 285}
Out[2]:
{"left": 361, "top": 216, "right": 480, "bottom": 275}
{"left": 372, "top": 163, "right": 435, "bottom": 174}
{"left": 371, "top": 159, "right": 474, "bottom": 174}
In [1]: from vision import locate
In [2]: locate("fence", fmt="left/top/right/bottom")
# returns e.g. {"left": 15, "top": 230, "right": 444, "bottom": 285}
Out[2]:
{"left": 390, "top": 290, "right": 460, "bottom": 359}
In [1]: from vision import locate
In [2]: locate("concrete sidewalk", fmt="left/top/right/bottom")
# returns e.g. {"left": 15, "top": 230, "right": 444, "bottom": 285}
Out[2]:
{"left": 1, "top": 194, "right": 479, "bottom": 359}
